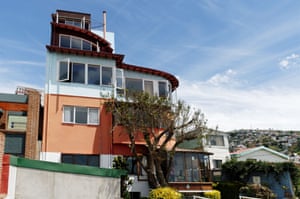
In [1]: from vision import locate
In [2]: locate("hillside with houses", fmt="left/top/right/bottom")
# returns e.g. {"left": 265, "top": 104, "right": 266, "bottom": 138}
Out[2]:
{"left": 228, "top": 129, "right": 300, "bottom": 160}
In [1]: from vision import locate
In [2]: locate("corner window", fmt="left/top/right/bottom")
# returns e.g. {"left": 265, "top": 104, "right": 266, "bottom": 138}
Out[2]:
{"left": 63, "top": 106, "right": 99, "bottom": 125}
{"left": 58, "top": 61, "right": 70, "bottom": 81}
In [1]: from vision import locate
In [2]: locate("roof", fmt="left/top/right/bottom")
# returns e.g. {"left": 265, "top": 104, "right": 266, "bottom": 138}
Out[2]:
{"left": 231, "top": 146, "right": 289, "bottom": 160}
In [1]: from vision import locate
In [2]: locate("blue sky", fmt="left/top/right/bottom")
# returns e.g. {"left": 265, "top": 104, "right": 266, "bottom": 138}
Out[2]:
{"left": 1, "top": 0, "right": 300, "bottom": 131}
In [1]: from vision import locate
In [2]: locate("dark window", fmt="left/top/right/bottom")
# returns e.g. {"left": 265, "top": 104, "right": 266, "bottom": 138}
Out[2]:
{"left": 159, "top": 81, "right": 167, "bottom": 97}
{"left": 75, "top": 107, "right": 88, "bottom": 124}
{"left": 5, "top": 134, "right": 25, "bottom": 157}
{"left": 58, "top": 61, "right": 69, "bottom": 81}
{"left": 88, "top": 65, "right": 100, "bottom": 85}
{"left": 61, "top": 154, "right": 99, "bottom": 167}
{"left": 170, "top": 152, "right": 211, "bottom": 182}
{"left": 82, "top": 40, "right": 92, "bottom": 51}
{"left": 72, "top": 63, "right": 85, "bottom": 83}
{"left": 60, "top": 35, "right": 70, "bottom": 48}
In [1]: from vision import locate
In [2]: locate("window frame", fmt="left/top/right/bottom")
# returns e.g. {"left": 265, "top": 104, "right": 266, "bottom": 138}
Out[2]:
{"left": 58, "top": 61, "right": 113, "bottom": 87}
{"left": 63, "top": 105, "right": 99, "bottom": 125}
{"left": 59, "top": 34, "right": 92, "bottom": 51}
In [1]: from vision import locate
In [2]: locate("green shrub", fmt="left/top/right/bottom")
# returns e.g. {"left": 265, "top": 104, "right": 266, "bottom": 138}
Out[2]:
{"left": 204, "top": 190, "right": 221, "bottom": 199}
{"left": 149, "top": 187, "right": 182, "bottom": 199}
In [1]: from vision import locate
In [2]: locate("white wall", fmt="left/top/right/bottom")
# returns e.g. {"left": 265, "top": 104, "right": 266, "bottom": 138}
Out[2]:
{"left": 6, "top": 166, "right": 122, "bottom": 199}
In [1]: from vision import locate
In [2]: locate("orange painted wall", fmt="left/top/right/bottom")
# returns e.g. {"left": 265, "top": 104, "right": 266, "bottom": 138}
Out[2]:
{"left": 42, "top": 94, "right": 113, "bottom": 154}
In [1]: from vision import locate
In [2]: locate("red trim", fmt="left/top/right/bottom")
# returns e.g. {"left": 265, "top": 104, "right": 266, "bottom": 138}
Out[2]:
{"left": 0, "top": 155, "right": 10, "bottom": 194}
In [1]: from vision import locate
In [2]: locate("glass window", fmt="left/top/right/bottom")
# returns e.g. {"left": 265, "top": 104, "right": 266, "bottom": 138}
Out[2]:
{"left": 88, "top": 65, "right": 100, "bottom": 85}
{"left": 62, "top": 154, "right": 99, "bottom": 167}
{"left": 58, "top": 61, "right": 69, "bottom": 81}
{"left": 82, "top": 40, "right": 92, "bottom": 51}
{"left": 88, "top": 108, "right": 99, "bottom": 124}
{"left": 63, "top": 106, "right": 99, "bottom": 125}
{"left": 71, "top": 37, "right": 81, "bottom": 50}
{"left": 208, "top": 135, "right": 225, "bottom": 146}
{"left": 63, "top": 106, "right": 74, "bottom": 123}
{"left": 116, "top": 69, "right": 124, "bottom": 88}
{"left": 144, "top": 80, "right": 154, "bottom": 96}
{"left": 5, "top": 134, "right": 25, "bottom": 157}
{"left": 213, "top": 159, "right": 222, "bottom": 169}
{"left": 102, "top": 67, "right": 112, "bottom": 85}
{"left": 72, "top": 63, "right": 85, "bottom": 83}
{"left": 60, "top": 35, "right": 70, "bottom": 48}
{"left": 126, "top": 78, "right": 143, "bottom": 92}
{"left": 170, "top": 152, "right": 210, "bottom": 182}
{"left": 75, "top": 107, "right": 88, "bottom": 124}
{"left": 159, "top": 81, "right": 167, "bottom": 97}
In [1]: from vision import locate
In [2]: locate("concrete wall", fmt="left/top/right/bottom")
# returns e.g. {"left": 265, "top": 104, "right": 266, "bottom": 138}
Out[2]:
{"left": 4, "top": 156, "right": 126, "bottom": 199}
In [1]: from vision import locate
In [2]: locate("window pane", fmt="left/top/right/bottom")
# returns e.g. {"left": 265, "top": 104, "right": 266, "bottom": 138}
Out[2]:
{"left": 172, "top": 153, "right": 185, "bottom": 182}
{"left": 72, "top": 63, "right": 85, "bottom": 83}
{"left": 88, "top": 155, "right": 100, "bottom": 167}
{"left": 126, "top": 78, "right": 143, "bottom": 91}
{"left": 88, "top": 108, "right": 99, "bottom": 124}
{"left": 144, "top": 80, "right": 154, "bottom": 96}
{"left": 75, "top": 155, "right": 87, "bottom": 165}
{"left": 61, "top": 154, "right": 73, "bottom": 164}
{"left": 59, "top": 61, "right": 69, "bottom": 81}
{"left": 159, "top": 82, "right": 167, "bottom": 97}
{"left": 4, "top": 134, "right": 25, "bottom": 156}
{"left": 88, "top": 65, "right": 100, "bottom": 85}
{"left": 60, "top": 35, "right": 70, "bottom": 48}
{"left": 116, "top": 69, "right": 123, "bottom": 88}
{"left": 102, "top": 67, "right": 112, "bottom": 85}
{"left": 82, "top": 40, "right": 91, "bottom": 51}
{"left": 71, "top": 37, "right": 81, "bottom": 50}
{"left": 75, "top": 107, "right": 87, "bottom": 124}
{"left": 63, "top": 106, "right": 74, "bottom": 123}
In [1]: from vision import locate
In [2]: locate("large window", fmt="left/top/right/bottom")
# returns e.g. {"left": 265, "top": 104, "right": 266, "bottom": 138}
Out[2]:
{"left": 58, "top": 61, "right": 113, "bottom": 87}
{"left": 170, "top": 152, "right": 211, "bottom": 182}
{"left": 62, "top": 154, "right": 99, "bottom": 167}
{"left": 63, "top": 106, "right": 99, "bottom": 125}
{"left": 59, "top": 35, "right": 92, "bottom": 51}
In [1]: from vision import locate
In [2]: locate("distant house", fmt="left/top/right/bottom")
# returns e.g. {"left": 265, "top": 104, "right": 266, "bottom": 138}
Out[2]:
{"left": 230, "top": 146, "right": 294, "bottom": 199}
{"left": 231, "top": 146, "right": 289, "bottom": 162}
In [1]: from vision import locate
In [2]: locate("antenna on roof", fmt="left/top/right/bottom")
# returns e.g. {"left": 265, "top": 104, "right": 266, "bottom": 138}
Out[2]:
{"left": 103, "top": 11, "right": 106, "bottom": 39}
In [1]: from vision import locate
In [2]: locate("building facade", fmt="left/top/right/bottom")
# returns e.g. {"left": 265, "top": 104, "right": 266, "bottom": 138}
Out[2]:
{"left": 41, "top": 10, "right": 213, "bottom": 196}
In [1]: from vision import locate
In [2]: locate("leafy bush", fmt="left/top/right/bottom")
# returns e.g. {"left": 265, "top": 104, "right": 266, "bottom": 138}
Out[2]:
{"left": 204, "top": 190, "right": 221, "bottom": 199}
{"left": 149, "top": 187, "right": 182, "bottom": 199}
{"left": 240, "top": 184, "right": 276, "bottom": 199}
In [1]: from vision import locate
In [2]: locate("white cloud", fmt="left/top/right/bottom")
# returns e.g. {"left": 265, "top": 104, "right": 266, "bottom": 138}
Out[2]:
{"left": 207, "top": 69, "right": 238, "bottom": 86}
{"left": 176, "top": 78, "right": 300, "bottom": 131}
{"left": 279, "top": 53, "right": 300, "bottom": 70}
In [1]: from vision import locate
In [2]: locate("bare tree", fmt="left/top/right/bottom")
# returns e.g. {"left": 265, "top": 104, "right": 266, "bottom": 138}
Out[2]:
{"left": 106, "top": 92, "right": 207, "bottom": 188}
